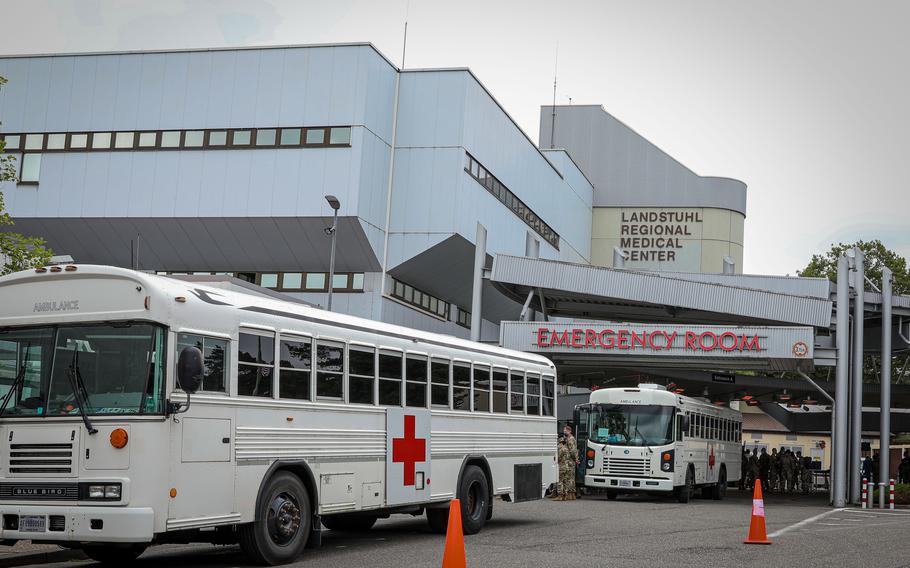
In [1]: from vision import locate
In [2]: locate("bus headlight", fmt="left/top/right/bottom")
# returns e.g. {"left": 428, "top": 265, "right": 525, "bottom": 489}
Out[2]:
{"left": 587, "top": 459, "right": 594, "bottom": 468}
{"left": 80, "top": 483, "right": 122, "bottom": 501}
{"left": 660, "top": 450, "right": 675, "bottom": 473}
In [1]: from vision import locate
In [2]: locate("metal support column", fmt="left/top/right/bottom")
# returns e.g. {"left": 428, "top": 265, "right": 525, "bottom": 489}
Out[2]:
{"left": 525, "top": 233, "right": 540, "bottom": 321}
{"left": 879, "top": 267, "right": 893, "bottom": 508}
{"left": 850, "top": 248, "right": 865, "bottom": 504}
{"left": 470, "top": 223, "right": 487, "bottom": 342}
{"left": 833, "top": 255, "right": 849, "bottom": 508}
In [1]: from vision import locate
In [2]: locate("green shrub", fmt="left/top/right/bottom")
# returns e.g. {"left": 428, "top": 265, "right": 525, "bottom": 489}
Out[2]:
{"left": 871, "top": 483, "right": 910, "bottom": 505}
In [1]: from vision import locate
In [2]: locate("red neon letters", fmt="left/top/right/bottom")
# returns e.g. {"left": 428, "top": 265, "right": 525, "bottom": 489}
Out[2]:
{"left": 534, "top": 328, "right": 762, "bottom": 353}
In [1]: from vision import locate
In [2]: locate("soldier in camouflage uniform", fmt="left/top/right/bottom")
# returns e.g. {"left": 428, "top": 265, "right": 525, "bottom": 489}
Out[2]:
{"left": 557, "top": 438, "right": 574, "bottom": 501}
{"left": 769, "top": 448, "right": 780, "bottom": 492}
{"left": 780, "top": 450, "right": 795, "bottom": 493}
{"left": 563, "top": 424, "right": 579, "bottom": 498}
{"left": 799, "top": 452, "right": 813, "bottom": 493}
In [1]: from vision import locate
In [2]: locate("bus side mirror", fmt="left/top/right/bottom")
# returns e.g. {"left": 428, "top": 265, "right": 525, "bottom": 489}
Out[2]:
{"left": 680, "top": 416, "right": 690, "bottom": 436}
{"left": 177, "top": 346, "right": 204, "bottom": 394}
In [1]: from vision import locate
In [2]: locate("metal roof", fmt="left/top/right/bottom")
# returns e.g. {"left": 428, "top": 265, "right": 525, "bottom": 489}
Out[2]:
{"left": 490, "top": 255, "right": 834, "bottom": 328}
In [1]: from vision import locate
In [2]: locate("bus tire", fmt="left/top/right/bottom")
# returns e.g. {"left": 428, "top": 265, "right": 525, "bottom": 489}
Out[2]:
{"left": 81, "top": 544, "right": 147, "bottom": 564}
{"left": 459, "top": 465, "right": 491, "bottom": 535}
{"left": 606, "top": 490, "right": 618, "bottom": 500}
{"left": 239, "top": 471, "right": 311, "bottom": 565}
{"left": 711, "top": 467, "right": 727, "bottom": 500}
{"left": 676, "top": 467, "right": 694, "bottom": 503}
{"left": 321, "top": 513, "right": 377, "bottom": 532}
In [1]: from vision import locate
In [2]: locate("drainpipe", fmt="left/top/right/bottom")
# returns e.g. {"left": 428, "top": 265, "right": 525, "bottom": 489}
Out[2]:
{"left": 879, "top": 267, "right": 892, "bottom": 508}
{"left": 850, "top": 248, "right": 865, "bottom": 504}
{"left": 833, "top": 255, "right": 849, "bottom": 508}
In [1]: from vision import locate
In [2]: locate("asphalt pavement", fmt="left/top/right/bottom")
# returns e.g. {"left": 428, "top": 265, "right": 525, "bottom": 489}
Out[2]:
{"left": 19, "top": 489, "right": 910, "bottom": 568}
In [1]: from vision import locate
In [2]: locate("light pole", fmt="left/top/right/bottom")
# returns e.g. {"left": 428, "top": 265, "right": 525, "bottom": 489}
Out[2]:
{"left": 324, "top": 195, "right": 341, "bottom": 311}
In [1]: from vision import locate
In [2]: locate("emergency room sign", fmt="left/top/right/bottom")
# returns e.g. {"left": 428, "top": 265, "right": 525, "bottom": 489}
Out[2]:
{"left": 386, "top": 408, "right": 431, "bottom": 506}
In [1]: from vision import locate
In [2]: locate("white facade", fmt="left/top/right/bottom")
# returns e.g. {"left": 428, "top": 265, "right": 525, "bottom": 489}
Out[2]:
{"left": 0, "top": 43, "right": 745, "bottom": 338}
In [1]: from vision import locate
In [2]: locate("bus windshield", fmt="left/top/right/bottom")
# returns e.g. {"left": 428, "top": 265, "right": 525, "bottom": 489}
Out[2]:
{"left": 585, "top": 404, "right": 674, "bottom": 447}
{"left": 0, "top": 323, "right": 166, "bottom": 416}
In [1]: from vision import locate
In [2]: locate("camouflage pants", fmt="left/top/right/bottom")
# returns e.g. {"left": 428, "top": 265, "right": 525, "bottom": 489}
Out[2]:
{"left": 558, "top": 467, "right": 575, "bottom": 495}
{"left": 801, "top": 470, "right": 812, "bottom": 493}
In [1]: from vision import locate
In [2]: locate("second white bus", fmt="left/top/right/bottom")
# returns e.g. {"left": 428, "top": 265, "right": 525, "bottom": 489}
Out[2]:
{"left": 575, "top": 384, "right": 742, "bottom": 502}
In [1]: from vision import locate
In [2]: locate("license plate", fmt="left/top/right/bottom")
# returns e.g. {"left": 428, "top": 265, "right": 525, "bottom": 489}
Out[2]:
{"left": 619, "top": 480, "right": 632, "bottom": 488}
{"left": 19, "top": 515, "right": 46, "bottom": 533}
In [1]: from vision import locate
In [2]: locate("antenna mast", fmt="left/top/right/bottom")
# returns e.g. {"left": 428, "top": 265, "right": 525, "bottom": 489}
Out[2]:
{"left": 549, "top": 42, "right": 558, "bottom": 149}
{"left": 401, "top": 0, "right": 410, "bottom": 69}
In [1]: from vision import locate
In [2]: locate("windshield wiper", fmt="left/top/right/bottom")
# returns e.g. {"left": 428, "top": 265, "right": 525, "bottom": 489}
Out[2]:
{"left": 0, "top": 344, "right": 31, "bottom": 418}
{"left": 65, "top": 347, "right": 97, "bottom": 435}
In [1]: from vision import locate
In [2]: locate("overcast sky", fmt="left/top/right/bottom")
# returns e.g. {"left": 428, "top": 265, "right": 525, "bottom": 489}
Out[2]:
{"left": 3, "top": 0, "right": 908, "bottom": 276}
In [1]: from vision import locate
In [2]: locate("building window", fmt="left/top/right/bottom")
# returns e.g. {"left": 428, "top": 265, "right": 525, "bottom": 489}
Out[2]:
{"left": 18, "top": 154, "right": 41, "bottom": 184}
{"left": 176, "top": 333, "right": 228, "bottom": 393}
{"left": 184, "top": 130, "right": 204, "bottom": 148}
{"left": 231, "top": 130, "right": 252, "bottom": 146}
{"left": 510, "top": 371, "right": 524, "bottom": 414}
{"left": 456, "top": 308, "right": 471, "bottom": 329}
{"left": 46, "top": 133, "right": 66, "bottom": 150}
{"left": 282, "top": 273, "right": 303, "bottom": 290}
{"left": 329, "top": 127, "right": 352, "bottom": 145}
{"left": 315, "top": 341, "right": 344, "bottom": 399}
{"left": 259, "top": 273, "right": 279, "bottom": 289}
{"left": 751, "top": 432, "right": 763, "bottom": 440}
{"left": 2, "top": 134, "right": 21, "bottom": 150}
{"left": 305, "top": 273, "right": 327, "bottom": 291}
{"left": 255, "top": 129, "right": 277, "bottom": 146}
{"left": 492, "top": 369, "right": 508, "bottom": 413}
{"left": 24, "top": 134, "right": 44, "bottom": 150}
{"left": 405, "top": 355, "right": 427, "bottom": 408}
{"left": 464, "top": 152, "right": 560, "bottom": 249}
{"left": 306, "top": 129, "right": 325, "bottom": 145}
{"left": 138, "top": 132, "right": 157, "bottom": 148}
{"left": 91, "top": 132, "right": 112, "bottom": 149}
{"left": 280, "top": 128, "right": 301, "bottom": 146}
{"left": 207, "top": 130, "right": 228, "bottom": 146}
{"left": 69, "top": 134, "right": 88, "bottom": 149}
{"left": 349, "top": 346, "right": 376, "bottom": 405}
{"left": 390, "top": 277, "right": 449, "bottom": 319}
{"left": 279, "top": 337, "right": 311, "bottom": 400}
{"left": 114, "top": 132, "right": 135, "bottom": 149}
{"left": 452, "top": 363, "right": 471, "bottom": 411}
{"left": 161, "top": 131, "right": 181, "bottom": 148}
{"left": 378, "top": 351, "right": 402, "bottom": 406}
{"left": 431, "top": 359, "right": 450, "bottom": 407}
{"left": 238, "top": 332, "right": 275, "bottom": 397}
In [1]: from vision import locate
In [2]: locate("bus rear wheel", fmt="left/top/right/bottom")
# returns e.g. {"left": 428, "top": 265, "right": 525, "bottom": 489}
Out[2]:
{"left": 321, "top": 513, "right": 377, "bottom": 532}
{"left": 426, "top": 465, "right": 490, "bottom": 536}
{"left": 81, "top": 544, "right": 147, "bottom": 564}
{"left": 239, "top": 472, "right": 312, "bottom": 566}
{"left": 711, "top": 467, "right": 727, "bottom": 500}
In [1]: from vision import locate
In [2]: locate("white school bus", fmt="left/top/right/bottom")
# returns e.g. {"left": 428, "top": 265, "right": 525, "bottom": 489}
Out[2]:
{"left": 575, "top": 384, "right": 741, "bottom": 502}
{"left": 0, "top": 265, "right": 556, "bottom": 564}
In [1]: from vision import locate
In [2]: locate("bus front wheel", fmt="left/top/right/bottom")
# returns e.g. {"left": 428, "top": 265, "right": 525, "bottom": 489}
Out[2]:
{"left": 240, "top": 471, "right": 312, "bottom": 565}
{"left": 676, "top": 467, "right": 694, "bottom": 503}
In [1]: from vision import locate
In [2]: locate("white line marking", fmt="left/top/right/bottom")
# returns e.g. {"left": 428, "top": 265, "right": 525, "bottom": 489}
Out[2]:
{"left": 842, "top": 509, "right": 910, "bottom": 516}
{"left": 767, "top": 508, "right": 844, "bottom": 538}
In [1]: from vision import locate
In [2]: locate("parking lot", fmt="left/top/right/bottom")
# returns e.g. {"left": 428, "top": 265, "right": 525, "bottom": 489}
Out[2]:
{"left": 14, "top": 490, "right": 909, "bottom": 568}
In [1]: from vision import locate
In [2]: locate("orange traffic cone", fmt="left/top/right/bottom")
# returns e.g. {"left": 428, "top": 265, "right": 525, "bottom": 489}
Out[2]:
{"left": 442, "top": 498, "right": 466, "bottom": 568}
{"left": 743, "top": 484, "right": 772, "bottom": 545}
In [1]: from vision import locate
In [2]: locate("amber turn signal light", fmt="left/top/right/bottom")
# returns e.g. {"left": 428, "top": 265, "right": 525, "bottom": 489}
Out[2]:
{"left": 110, "top": 428, "right": 129, "bottom": 449}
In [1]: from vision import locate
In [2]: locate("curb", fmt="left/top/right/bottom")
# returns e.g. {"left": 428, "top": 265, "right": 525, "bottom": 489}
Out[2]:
{"left": 0, "top": 548, "right": 86, "bottom": 568}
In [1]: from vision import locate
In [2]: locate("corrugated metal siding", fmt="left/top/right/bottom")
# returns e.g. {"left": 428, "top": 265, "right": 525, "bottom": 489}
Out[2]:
{"left": 627, "top": 270, "right": 832, "bottom": 300}
{"left": 491, "top": 255, "right": 833, "bottom": 327}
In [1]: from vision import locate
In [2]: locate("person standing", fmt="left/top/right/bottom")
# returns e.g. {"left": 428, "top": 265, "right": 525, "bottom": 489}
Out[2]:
{"left": 758, "top": 448, "right": 771, "bottom": 491}
{"left": 769, "top": 448, "right": 780, "bottom": 492}
{"left": 899, "top": 450, "right": 910, "bottom": 484}
{"left": 748, "top": 450, "right": 760, "bottom": 490}
{"left": 557, "top": 437, "right": 574, "bottom": 501}
{"left": 740, "top": 447, "right": 749, "bottom": 490}
{"left": 563, "top": 424, "right": 580, "bottom": 498}
{"left": 780, "top": 450, "right": 794, "bottom": 493}
{"left": 800, "top": 453, "right": 813, "bottom": 493}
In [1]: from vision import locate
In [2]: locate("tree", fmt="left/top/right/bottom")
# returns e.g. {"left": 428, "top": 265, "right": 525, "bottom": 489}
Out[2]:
{"left": 798, "top": 239, "right": 910, "bottom": 295}
{"left": 0, "top": 75, "right": 54, "bottom": 275}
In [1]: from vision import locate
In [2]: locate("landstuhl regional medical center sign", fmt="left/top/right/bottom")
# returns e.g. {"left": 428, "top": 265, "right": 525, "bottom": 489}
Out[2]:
{"left": 499, "top": 322, "right": 815, "bottom": 362}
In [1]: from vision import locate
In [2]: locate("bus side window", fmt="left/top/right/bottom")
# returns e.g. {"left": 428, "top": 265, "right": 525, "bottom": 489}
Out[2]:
{"left": 278, "top": 336, "right": 311, "bottom": 400}
{"left": 473, "top": 365, "right": 491, "bottom": 413}
{"left": 315, "top": 341, "right": 344, "bottom": 399}
{"left": 378, "top": 351, "right": 403, "bottom": 406}
{"left": 541, "top": 375, "right": 555, "bottom": 417}
{"left": 509, "top": 371, "right": 525, "bottom": 414}
{"left": 430, "top": 358, "right": 450, "bottom": 408}
{"left": 492, "top": 368, "right": 508, "bottom": 413}
{"left": 676, "top": 414, "right": 685, "bottom": 442}
{"left": 349, "top": 346, "right": 376, "bottom": 405}
{"left": 526, "top": 373, "right": 540, "bottom": 416}
{"left": 177, "top": 333, "right": 228, "bottom": 393}
{"left": 452, "top": 362, "right": 470, "bottom": 411}
{"left": 405, "top": 355, "right": 428, "bottom": 408}
{"left": 238, "top": 332, "right": 275, "bottom": 398}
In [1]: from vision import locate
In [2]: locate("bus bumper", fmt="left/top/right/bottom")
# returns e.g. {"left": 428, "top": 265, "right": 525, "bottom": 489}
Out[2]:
{"left": 0, "top": 505, "right": 154, "bottom": 543}
{"left": 584, "top": 475, "right": 674, "bottom": 492}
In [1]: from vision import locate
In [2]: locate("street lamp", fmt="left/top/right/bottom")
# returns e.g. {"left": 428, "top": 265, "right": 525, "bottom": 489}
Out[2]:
{"left": 324, "top": 195, "right": 341, "bottom": 311}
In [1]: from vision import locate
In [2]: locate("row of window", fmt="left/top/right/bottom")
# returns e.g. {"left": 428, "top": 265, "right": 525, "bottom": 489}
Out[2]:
{"left": 390, "top": 278, "right": 449, "bottom": 319}
{"left": 464, "top": 153, "right": 560, "bottom": 249}
{"left": 2, "top": 126, "right": 352, "bottom": 153}
{"left": 686, "top": 412, "right": 742, "bottom": 442}
{"left": 159, "top": 271, "right": 364, "bottom": 293}
{"left": 456, "top": 308, "right": 472, "bottom": 329}
{"left": 179, "top": 331, "right": 556, "bottom": 416}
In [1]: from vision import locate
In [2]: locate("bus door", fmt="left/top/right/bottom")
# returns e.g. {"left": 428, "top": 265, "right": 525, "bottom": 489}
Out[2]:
{"left": 574, "top": 404, "right": 592, "bottom": 484}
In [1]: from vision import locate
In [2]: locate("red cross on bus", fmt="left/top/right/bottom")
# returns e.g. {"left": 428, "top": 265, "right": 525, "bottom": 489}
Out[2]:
{"left": 392, "top": 414, "right": 427, "bottom": 486}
